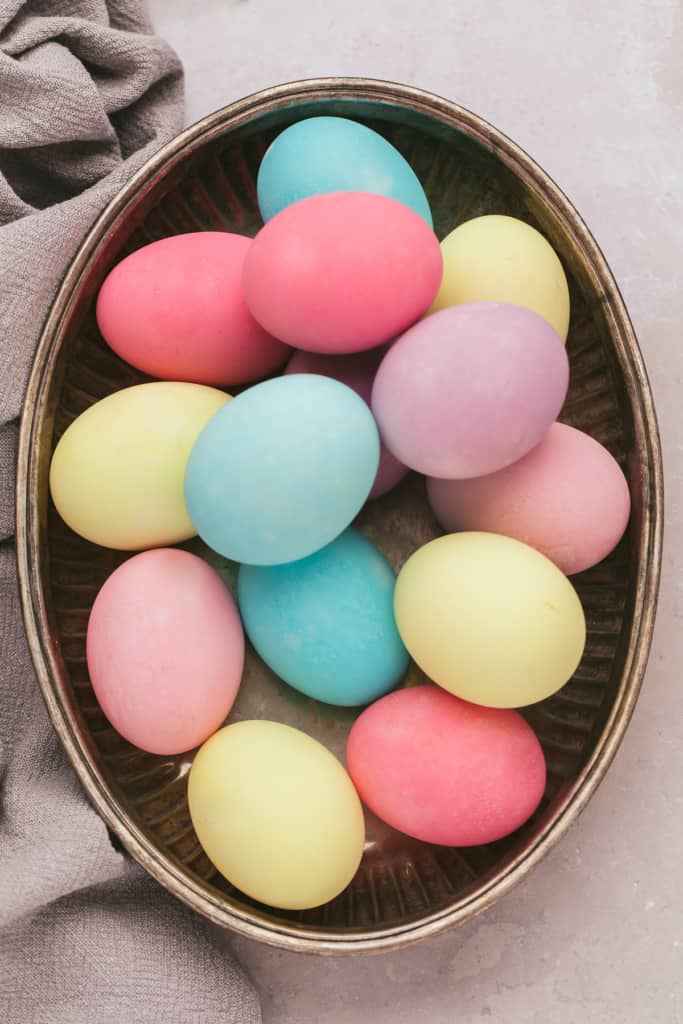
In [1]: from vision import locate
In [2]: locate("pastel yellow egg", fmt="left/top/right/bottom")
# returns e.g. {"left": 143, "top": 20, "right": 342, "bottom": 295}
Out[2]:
{"left": 49, "top": 382, "right": 229, "bottom": 550}
{"left": 394, "top": 532, "right": 586, "bottom": 708}
{"left": 429, "top": 215, "right": 570, "bottom": 340}
{"left": 188, "top": 721, "right": 365, "bottom": 910}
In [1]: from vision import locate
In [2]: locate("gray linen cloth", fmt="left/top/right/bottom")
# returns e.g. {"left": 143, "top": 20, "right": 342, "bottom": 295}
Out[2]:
{"left": 0, "top": 3, "right": 261, "bottom": 1021}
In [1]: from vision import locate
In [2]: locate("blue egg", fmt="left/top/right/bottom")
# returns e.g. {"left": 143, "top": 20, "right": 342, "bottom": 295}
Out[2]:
{"left": 184, "top": 375, "right": 379, "bottom": 566}
{"left": 238, "top": 528, "right": 409, "bottom": 706}
{"left": 257, "top": 116, "right": 433, "bottom": 227}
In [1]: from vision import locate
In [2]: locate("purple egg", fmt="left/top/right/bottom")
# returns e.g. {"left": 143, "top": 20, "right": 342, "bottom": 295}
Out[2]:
{"left": 285, "top": 348, "right": 408, "bottom": 499}
{"left": 371, "top": 303, "right": 569, "bottom": 479}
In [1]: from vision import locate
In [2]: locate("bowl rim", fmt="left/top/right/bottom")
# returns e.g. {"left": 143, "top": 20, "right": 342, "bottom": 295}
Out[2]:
{"left": 16, "top": 76, "right": 664, "bottom": 955}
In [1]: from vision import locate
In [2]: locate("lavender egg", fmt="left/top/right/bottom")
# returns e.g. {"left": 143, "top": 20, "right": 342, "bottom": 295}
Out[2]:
{"left": 371, "top": 302, "right": 569, "bottom": 479}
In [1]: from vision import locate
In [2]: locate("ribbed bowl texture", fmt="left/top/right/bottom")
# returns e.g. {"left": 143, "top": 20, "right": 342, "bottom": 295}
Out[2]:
{"left": 17, "top": 79, "right": 662, "bottom": 953}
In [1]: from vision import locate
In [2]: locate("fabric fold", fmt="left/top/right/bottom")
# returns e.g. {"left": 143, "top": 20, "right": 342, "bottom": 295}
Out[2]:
{"left": 0, "top": 3, "right": 261, "bottom": 1021}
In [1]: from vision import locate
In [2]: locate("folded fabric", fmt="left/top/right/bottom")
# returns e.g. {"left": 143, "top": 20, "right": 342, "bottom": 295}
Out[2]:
{"left": 0, "top": 3, "right": 261, "bottom": 1021}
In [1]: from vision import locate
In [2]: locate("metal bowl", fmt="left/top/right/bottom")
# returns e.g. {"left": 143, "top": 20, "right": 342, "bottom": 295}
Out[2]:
{"left": 17, "top": 78, "right": 663, "bottom": 954}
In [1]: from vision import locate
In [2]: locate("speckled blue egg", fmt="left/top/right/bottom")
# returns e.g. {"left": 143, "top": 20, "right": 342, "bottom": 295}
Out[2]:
{"left": 257, "top": 116, "right": 433, "bottom": 227}
{"left": 184, "top": 375, "right": 380, "bottom": 565}
{"left": 237, "top": 528, "right": 409, "bottom": 706}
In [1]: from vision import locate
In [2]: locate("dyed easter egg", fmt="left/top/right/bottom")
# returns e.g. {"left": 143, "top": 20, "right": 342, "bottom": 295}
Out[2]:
{"left": 285, "top": 348, "right": 407, "bottom": 498}
{"left": 87, "top": 549, "right": 244, "bottom": 754}
{"left": 430, "top": 215, "right": 571, "bottom": 340}
{"left": 238, "top": 529, "right": 409, "bottom": 706}
{"left": 243, "top": 192, "right": 442, "bottom": 353}
{"left": 96, "top": 232, "right": 289, "bottom": 386}
{"left": 188, "top": 721, "right": 365, "bottom": 909}
{"left": 371, "top": 303, "right": 569, "bottom": 478}
{"left": 394, "top": 532, "right": 586, "bottom": 707}
{"left": 427, "top": 422, "right": 631, "bottom": 575}
{"left": 257, "top": 116, "right": 433, "bottom": 226}
{"left": 49, "top": 382, "right": 229, "bottom": 550}
{"left": 184, "top": 375, "right": 379, "bottom": 565}
{"left": 347, "top": 685, "right": 546, "bottom": 846}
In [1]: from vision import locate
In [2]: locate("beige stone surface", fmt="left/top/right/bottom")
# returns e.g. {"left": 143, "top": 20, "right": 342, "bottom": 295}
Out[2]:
{"left": 146, "top": 2, "right": 683, "bottom": 1019}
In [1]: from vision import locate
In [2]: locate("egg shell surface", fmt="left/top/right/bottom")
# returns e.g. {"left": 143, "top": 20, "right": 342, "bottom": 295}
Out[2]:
{"left": 257, "top": 116, "right": 433, "bottom": 226}
{"left": 184, "top": 374, "right": 380, "bottom": 565}
{"left": 86, "top": 549, "right": 244, "bottom": 755}
{"left": 427, "top": 422, "right": 631, "bottom": 575}
{"left": 238, "top": 528, "right": 409, "bottom": 707}
{"left": 188, "top": 720, "right": 365, "bottom": 910}
{"left": 49, "top": 382, "right": 230, "bottom": 550}
{"left": 347, "top": 685, "right": 546, "bottom": 846}
{"left": 429, "top": 215, "right": 571, "bottom": 340}
{"left": 96, "top": 232, "right": 289, "bottom": 386}
{"left": 285, "top": 348, "right": 408, "bottom": 498}
{"left": 371, "top": 303, "right": 569, "bottom": 479}
{"left": 242, "top": 192, "right": 443, "bottom": 353}
{"left": 394, "top": 532, "right": 586, "bottom": 708}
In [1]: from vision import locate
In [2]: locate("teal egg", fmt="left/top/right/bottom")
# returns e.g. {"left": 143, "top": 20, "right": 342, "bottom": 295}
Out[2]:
{"left": 184, "top": 375, "right": 379, "bottom": 566}
{"left": 257, "top": 116, "right": 433, "bottom": 227}
{"left": 238, "top": 528, "right": 410, "bottom": 706}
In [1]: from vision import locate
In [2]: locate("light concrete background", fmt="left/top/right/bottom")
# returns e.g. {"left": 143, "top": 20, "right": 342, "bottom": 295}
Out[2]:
{"left": 146, "top": 2, "right": 682, "bottom": 1021}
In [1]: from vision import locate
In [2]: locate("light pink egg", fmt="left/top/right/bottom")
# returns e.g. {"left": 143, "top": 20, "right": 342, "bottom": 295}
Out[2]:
{"left": 346, "top": 685, "right": 546, "bottom": 847}
{"left": 87, "top": 549, "right": 244, "bottom": 755}
{"left": 285, "top": 348, "right": 408, "bottom": 499}
{"left": 371, "top": 302, "right": 569, "bottom": 478}
{"left": 242, "top": 192, "right": 443, "bottom": 354}
{"left": 428, "top": 422, "right": 631, "bottom": 575}
{"left": 96, "top": 232, "right": 289, "bottom": 386}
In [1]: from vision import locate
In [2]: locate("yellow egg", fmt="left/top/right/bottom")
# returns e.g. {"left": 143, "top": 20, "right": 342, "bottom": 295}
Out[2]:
{"left": 188, "top": 721, "right": 365, "bottom": 910}
{"left": 429, "top": 215, "right": 570, "bottom": 341}
{"left": 49, "top": 382, "right": 229, "bottom": 550}
{"left": 394, "top": 532, "right": 585, "bottom": 707}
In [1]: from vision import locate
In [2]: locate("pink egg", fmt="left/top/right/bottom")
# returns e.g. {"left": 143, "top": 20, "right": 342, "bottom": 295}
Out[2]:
{"left": 346, "top": 685, "right": 546, "bottom": 846}
{"left": 285, "top": 348, "right": 408, "bottom": 499}
{"left": 96, "top": 232, "right": 289, "bottom": 386}
{"left": 371, "top": 302, "right": 569, "bottom": 478}
{"left": 242, "top": 192, "right": 443, "bottom": 354}
{"left": 427, "top": 422, "right": 631, "bottom": 575}
{"left": 87, "top": 549, "right": 244, "bottom": 755}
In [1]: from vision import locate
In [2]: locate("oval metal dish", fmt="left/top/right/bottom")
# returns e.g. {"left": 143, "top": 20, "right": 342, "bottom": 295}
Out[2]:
{"left": 17, "top": 78, "right": 663, "bottom": 954}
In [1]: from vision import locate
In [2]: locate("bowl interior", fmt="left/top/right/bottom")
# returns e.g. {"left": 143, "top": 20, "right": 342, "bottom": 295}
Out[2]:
{"left": 23, "top": 82, "right": 658, "bottom": 951}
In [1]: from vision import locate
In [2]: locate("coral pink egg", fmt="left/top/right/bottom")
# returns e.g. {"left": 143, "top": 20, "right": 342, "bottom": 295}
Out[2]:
{"left": 285, "top": 348, "right": 408, "bottom": 499}
{"left": 86, "top": 549, "right": 244, "bottom": 755}
{"left": 243, "top": 192, "right": 443, "bottom": 354}
{"left": 346, "top": 685, "right": 546, "bottom": 846}
{"left": 96, "top": 232, "right": 289, "bottom": 386}
{"left": 427, "top": 422, "right": 631, "bottom": 575}
{"left": 371, "top": 302, "right": 569, "bottom": 479}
